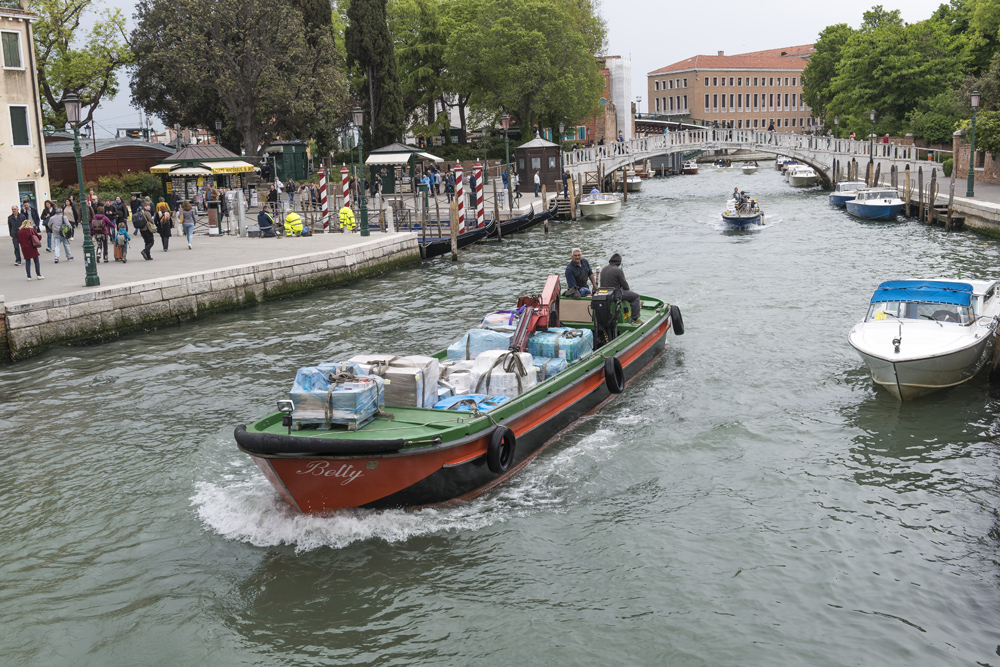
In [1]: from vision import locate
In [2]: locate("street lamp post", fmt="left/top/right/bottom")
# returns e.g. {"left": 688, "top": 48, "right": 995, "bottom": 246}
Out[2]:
{"left": 558, "top": 121, "right": 565, "bottom": 195}
{"left": 65, "top": 93, "right": 99, "bottom": 287}
{"left": 834, "top": 115, "right": 838, "bottom": 140}
{"left": 501, "top": 113, "right": 512, "bottom": 211}
{"left": 868, "top": 109, "right": 876, "bottom": 184}
{"left": 352, "top": 106, "right": 370, "bottom": 236}
{"left": 968, "top": 90, "right": 980, "bottom": 198}
{"left": 215, "top": 118, "right": 222, "bottom": 145}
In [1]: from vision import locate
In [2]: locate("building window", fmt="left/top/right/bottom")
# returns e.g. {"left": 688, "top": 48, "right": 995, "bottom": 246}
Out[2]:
{"left": 713, "top": 77, "right": 718, "bottom": 86}
{"left": 785, "top": 77, "right": 789, "bottom": 86}
{"left": 751, "top": 77, "right": 756, "bottom": 86}
{"left": 729, "top": 94, "right": 734, "bottom": 109}
{"left": 676, "top": 79, "right": 680, "bottom": 89}
{"left": 9, "top": 105, "right": 30, "bottom": 146}
{"left": 683, "top": 78, "right": 688, "bottom": 88}
{"left": 713, "top": 94, "right": 718, "bottom": 110}
{"left": 737, "top": 119, "right": 742, "bottom": 128}
{"left": 2, "top": 31, "right": 22, "bottom": 69}
{"left": 753, "top": 119, "right": 759, "bottom": 128}
{"left": 791, "top": 118, "right": 796, "bottom": 127}
{"left": 721, "top": 77, "right": 726, "bottom": 87}
{"left": 721, "top": 94, "right": 726, "bottom": 110}
{"left": 683, "top": 94, "right": 687, "bottom": 109}
{"left": 737, "top": 93, "right": 742, "bottom": 110}
{"left": 792, "top": 77, "right": 797, "bottom": 86}
{"left": 18, "top": 181, "right": 36, "bottom": 206}
{"left": 669, "top": 97, "right": 674, "bottom": 111}
{"left": 753, "top": 93, "right": 758, "bottom": 109}
{"left": 768, "top": 93, "right": 774, "bottom": 109}
{"left": 792, "top": 93, "right": 796, "bottom": 109}
{"left": 737, "top": 77, "right": 742, "bottom": 86}
{"left": 727, "top": 77, "right": 732, "bottom": 86}
{"left": 704, "top": 94, "right": 710, "bottom": 112}
{"left": 768, "top": 77, "right": 773, "bottom": 86}
{"left": 668, "top": 79, "right": 673, "bottom": 89}
{"left": 655, "top": 97, "right": 661, "bottom": 112}
{"left": 655, "top": 80, "right": 660, "bottom": 91}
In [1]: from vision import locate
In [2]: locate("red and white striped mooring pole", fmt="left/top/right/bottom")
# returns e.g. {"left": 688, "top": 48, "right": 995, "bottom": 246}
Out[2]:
{"left": 319, "top": 167, "right": 329, "bottom": 230}
{"left": 341, "top": 166, "right": 350, "bottom": 209}
{"left": 454, "top": 165, "right": 465, "bottom": 233}
{"left": 474, "top": 161, "right": 485, "bottom": 228}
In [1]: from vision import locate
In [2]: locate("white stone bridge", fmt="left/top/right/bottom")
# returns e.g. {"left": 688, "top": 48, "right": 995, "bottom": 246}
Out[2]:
{"left": 563, "top": 128, "right": 950, "bottom": 190}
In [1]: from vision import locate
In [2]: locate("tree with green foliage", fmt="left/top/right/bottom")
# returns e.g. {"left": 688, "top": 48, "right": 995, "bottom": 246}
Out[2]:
{"left": 390, "top": 0, "right": 451, "bottom": 144}
{"left": 130, "top": 0, "right": 346, "bottom": 156}
{"left": 801, "top": 23, "right": 852, "bottom": 124}
{"left": 346, "top": 0, "right": 406, "bottom": 148}
{"left": 31, "top": 0, "right": 132, "bottom": 128}
{"left": 444, "top": 0, "right": 603, "bottom": 136}
{"left": 969, "top": 109, "right": 1000, "bottom": 153}
{"left": 905, "top": 91, "right": 963, "bottom": 145}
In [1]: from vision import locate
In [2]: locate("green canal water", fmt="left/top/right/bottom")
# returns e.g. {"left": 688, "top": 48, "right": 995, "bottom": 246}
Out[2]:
{"left": 3, "top": 166, "right": 1000, "bottom": 665}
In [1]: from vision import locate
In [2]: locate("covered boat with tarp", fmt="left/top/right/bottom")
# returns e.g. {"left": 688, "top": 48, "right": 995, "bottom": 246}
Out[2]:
{"left": 235, "top": 276, "right": 684, "bottom": 513}
{"left": 848, "top": 279, "right": 1000, "bottom": 399}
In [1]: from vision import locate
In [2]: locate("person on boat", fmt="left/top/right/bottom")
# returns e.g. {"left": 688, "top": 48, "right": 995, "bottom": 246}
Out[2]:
{"left": 565, "top": 248, "right": 598, "bottom": 297}
{"left": 339, "top": 202, "right": 356, "bottom": 232}
{"left": 599, "top": 252, "right": 642, "bottom": 325}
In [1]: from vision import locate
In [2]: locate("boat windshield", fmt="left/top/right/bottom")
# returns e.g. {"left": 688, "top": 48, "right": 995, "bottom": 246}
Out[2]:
{"left": 866, "top": 301, "right": 973, "bottom": 325}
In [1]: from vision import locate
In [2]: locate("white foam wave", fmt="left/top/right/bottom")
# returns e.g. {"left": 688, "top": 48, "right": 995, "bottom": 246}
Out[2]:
{"left": 192, "top": 426, "right": 627, "bottom": 552}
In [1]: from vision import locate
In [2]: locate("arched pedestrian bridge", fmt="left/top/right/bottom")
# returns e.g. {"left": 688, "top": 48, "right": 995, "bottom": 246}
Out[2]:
{"left": 563, "top": 129, "right": 949, "bottom": 190}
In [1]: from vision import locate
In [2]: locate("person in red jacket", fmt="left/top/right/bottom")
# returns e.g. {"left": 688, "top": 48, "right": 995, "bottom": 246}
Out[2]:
{"left": 16, "top": 219, "right": 43, "bottom": 280}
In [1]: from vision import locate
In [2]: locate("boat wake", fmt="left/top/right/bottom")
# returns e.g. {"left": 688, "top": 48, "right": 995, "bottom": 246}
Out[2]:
{"left": 192, "top": 426, "right": 625, "bottom": 552}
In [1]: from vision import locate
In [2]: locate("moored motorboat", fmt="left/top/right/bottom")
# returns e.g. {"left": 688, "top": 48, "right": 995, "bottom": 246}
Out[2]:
{"left": 682, "top": 161, "right": 699, "bottom": 175}
{"left": 828, "top": 180, "right": 868, "bottom": 207}
{"left": 234, "top": 279, "right": 685, "bottom": 512}
{"left": 578, "top": 192, "right": 622, "bottom": 219}
{"left": 848, "top": 279, "right": 1000, "bottom": 400}
{"left": 787, "top": 165, "right": 818, "bottom": 187}
{"left": 625, "top": 172, "right": 642, "bottom": 192}
{"left": 845, "top": 188, "right": 905, "bottom": 221}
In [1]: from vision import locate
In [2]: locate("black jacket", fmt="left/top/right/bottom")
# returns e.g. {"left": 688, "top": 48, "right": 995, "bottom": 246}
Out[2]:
{"left": 7, "top": 213, "right": 19, "bottom": 238}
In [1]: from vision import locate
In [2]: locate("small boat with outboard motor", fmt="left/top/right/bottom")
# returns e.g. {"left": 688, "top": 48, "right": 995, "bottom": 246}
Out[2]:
{"left": 829, "top": 180, "right": 868, "bottom": 207}
{"left": 722, "top": 193, "right": 764, "bottom": 228}
{"left": 741, "top": 162, "right": 759, "bottom": 175}
{"left": 578, "top": 192, "right": 622, "bottom": 219}
{"left": 234, "top": 276, "right": 684, "bottom": 512}
{"left": 682, "top": 161, "right": 699, "bottom": 175}
{"left": 848, "top": 279, "right": 1000, "bottom": 400}
{"left": 624, "top": 172, "right": 642, "bottom": 192}
{"left": 845, "top": 188, "right": 905, "bottom": 221}
{"left": 787, "top": 165, "right": 818, "bottom": 187}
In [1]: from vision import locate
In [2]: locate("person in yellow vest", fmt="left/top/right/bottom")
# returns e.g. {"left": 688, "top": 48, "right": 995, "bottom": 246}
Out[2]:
{"left": 339, "top": 203, "right": 356, "bottom": 232}
{"left": 285, "top": 211, "right": 303, "bottom": 236}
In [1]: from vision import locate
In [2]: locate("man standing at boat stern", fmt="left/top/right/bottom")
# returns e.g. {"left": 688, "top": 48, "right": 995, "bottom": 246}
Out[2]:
{"left": 565, "top": 248, "right": 597, "bottom": 296}
{"left": 599, "top": 252, "right": 642, "bottom": 325}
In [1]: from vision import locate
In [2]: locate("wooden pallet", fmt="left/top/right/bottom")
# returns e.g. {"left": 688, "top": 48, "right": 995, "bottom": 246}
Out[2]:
{"left": 293, "top": 413, "right": 376, "bottom": 432}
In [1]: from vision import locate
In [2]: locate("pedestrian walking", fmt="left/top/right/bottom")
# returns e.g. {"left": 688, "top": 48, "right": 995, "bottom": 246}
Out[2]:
{"left": 533, "top": 170, "right": 541, "bottom": 197}
{"left": 20, "top": 201, "right": 40, "bottom": 232}
{"left": 17, "top": 219, "right": 43, "bottom": 280}
{"left": 47, "top": 210, "right": 73, "bottom": 262}
{"left": 8, "top": 205, "right": 22, "bottom": 266}
{"left": 90, "top": 206, "right": 112, "bottom": 262}
{"left": 40, "top": 200, "right": 55, "bottom": 251}
{"left": 114, "top": 221, "right": 130, "bottom": 262}
{"left": 155, "top": 202, "right": 173, "bottom": 250}
{"left": 180, "top": 200, "right": 196, "bottom": 249}
{"left": 286, "top": 179, "right": 296, "bottom": 209}
{"left": 445, "top": 172, "right": 455, "bottom": 203}
{"left": 139, "top": 203, "right": 156, "bottom": 260}
{"left": 562, "top": 169, "right": 570, "bottom": 197}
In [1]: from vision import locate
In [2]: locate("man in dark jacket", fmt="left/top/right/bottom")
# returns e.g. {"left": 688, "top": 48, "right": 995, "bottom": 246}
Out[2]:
{"left": 20, "top": 201, "right": 40, "bottom": 230}
{"left": 599, "top": 252, "right": 642, "bottom": 325}
{"left": 565, "top": 247, "right": 597, "bottom": 296}
{"left": 8, "top": 205, "right": 22, "bottom": 265}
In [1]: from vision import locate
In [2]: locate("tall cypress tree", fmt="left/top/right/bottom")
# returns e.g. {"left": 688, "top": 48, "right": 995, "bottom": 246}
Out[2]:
{"left": 345, "top": 0, "right": 405, "bottom": 148}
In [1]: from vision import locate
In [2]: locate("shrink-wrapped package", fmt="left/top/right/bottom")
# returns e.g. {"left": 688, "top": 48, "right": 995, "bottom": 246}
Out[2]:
{"left": 470, "top": 350, "right": 537, "bottom": 398}
{"left": 446, "top": 329, "right": 513, "bottom": 361}
{"left": 527, "top": 327, "right": 594, "bottom": 363}
{"left": 534, "top": 356, "right": 569, "bottom": 382}
{"left": 349, "top": 354, "right": 440, "bottom": 408}
{"left": 289, "top": 361, "right": 384, "bottom": 428}
{"left": 433, "top": 394, "right": 509, "bottom": 413}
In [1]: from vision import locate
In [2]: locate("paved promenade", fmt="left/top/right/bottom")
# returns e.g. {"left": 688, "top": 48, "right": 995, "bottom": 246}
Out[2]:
{"left": 2, "top": 229, "right": 407, "bottom": 305}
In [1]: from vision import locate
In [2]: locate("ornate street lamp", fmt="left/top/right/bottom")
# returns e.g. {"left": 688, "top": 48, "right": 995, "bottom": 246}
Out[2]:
{"left": 558, "top": 121, "right": 565, "bottom": 194}
{"left": 868, "top": 109, "right": 876, "bottom": 182}
{"left": 215, "top": 118, "right": 222, "bottom": 145}
{"left": 501, "top": 113, "right": 512, "bottom": 211}
{"left": 968, "top": 90, "right": 980, "bottom": 198}
{"left": 833, "top": 115, "right": 838, "bottom": 140}
{"left": 636, "top": 96, "right": 642, "bottom": 117}
{"left": 65, "top": 93, "right": 99, "bottom": 287}
{"left": 352, "top": 106, "right": 369, "bottom": 236}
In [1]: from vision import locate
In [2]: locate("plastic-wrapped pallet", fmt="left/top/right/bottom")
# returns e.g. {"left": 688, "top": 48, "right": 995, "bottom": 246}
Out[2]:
{"left": 289, "top": 361, "right": 384, "bottom": 429}
{"left": 447, "top": 370, "right": 474, "bottom": 396}
{"left": 470, "top": 350, "right": 537, "bottom": 399}
{"left": 480, "top": 308, "right": 523, "bottom": 330}
{"left": 446, "top": 328, "right": 513, "bottom": 361}
{"left": 349, "top": 354, "right": 440, "bottom": 408}
{"left": 433, "top": 394, "right": 509, "bottom": 413}
{"left": 534, "top": 356, "right": 569, "bottom": 382}
{"left": 527, "top": 327, "right": 594, "bottom": 363}
{"left": 440, "top": 359, "right": 476, "bottom": 377}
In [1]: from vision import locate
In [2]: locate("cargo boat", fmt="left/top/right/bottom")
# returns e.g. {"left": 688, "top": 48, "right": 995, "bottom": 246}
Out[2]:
{"left": 235, "top": 279, "right": 684, "bottom": 513}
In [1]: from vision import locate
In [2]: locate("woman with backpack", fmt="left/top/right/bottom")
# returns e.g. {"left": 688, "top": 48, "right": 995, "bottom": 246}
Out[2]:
{"left": 180, "top": 200, "right": 196, "bottom": 249}
{"left": 155, "top": 203, "right": 173, "bottom": 251}
{"left": 48, "top": 211, "right": 73, "bottom": 262}
{"left": 17, "top": 219, "right": 43, "bottom": 280}
{"left": 139, "top": 203, "right": 156, "bottom": 260}
{"left": 90, "top": 206, "right": 112, "bottom": 262}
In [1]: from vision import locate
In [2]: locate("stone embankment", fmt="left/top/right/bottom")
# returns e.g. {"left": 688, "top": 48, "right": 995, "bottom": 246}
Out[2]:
{"left": 0, "top": 234, "right": 419, "bottom": 363}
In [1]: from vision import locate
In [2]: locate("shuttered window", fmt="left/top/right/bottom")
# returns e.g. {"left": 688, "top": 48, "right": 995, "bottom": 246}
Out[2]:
{"left": 1, "top": 32, "right": 21, "bottom": 68}
{"left": 10, "top": 106, "right": 29, "bottom": 146}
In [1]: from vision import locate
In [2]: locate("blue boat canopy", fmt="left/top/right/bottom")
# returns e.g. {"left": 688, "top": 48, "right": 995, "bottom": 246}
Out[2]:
{"left": 871, "top": 280, "right": 973, "bottom": 306}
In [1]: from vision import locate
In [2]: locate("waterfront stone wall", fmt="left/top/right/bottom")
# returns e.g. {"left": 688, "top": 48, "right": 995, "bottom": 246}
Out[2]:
{"left": 952, "top": 139, "right": 1000, "bottom": 186}
{"left": 1, "top": 235, "right": 419, "bottom": 362}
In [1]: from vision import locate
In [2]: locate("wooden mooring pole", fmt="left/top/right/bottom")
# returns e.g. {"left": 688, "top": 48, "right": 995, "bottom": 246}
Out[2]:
{"left": 873, "top": 163, "right": 881, "bottom": 187}
{"left": 449, "top": 200, "right": 458, "bottom": 261}
{"left": 946, "top": 164, "right": 957, "bottom": 231}
{"left": 904, "top": 166, "right": 912, "bottom": 217}
{"left": 929, "top": 169, "right": 938, "bottom": 224}
{"left": 918, "top": 167, "right": 925, "bottom": 223}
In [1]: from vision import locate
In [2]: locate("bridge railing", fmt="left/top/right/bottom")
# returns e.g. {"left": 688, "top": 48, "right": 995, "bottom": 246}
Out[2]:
{"left": 563, "top": 130, "right": 951, "bottom": 172}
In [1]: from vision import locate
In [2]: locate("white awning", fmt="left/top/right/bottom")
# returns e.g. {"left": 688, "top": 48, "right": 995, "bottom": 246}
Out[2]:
{"left": 416, "top": 152, "right": 443, "bottom": 163}
{"left": 366, "top": 153, "right": 413, "bottom": 165}
{"left": 170, "top": 167, "right": 213, "bottom": 176}
{"left": 150, "top": 162, "right": 179, "bottom": 174}
{"left": 204, "top": 160, "right": 256, "bottom": 174}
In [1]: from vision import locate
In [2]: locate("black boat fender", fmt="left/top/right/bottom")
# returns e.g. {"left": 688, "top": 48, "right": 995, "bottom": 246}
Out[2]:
{"left": 669, "top": 304, "right": 685, "bottom": 335}
{"left": 604, "top": 357, "right": 625, "bottom": 394}
{"left": 487, "top": 426, "right": 516, "bottom": 473}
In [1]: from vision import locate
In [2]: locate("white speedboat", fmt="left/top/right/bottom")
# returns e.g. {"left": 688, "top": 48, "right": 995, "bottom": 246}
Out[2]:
{"left": 845, "top": 188, "right": 905, "bottom": 221}
{"left": 578, "top": 192, "right": 622, "bottom": 219}
{"left": 787, "top": 165, "right": 818, "bottom": 187}
{"left": 848, "top": 279, "right": 1000, "bottom": 400}
{"left": 682, "top": 161, "right": 699, "bottom": 174}
{"left": 625, "top": 172, "right": 642, "bottom": 192}
{"left": 741, "top": 164, "right": 759, "bottom": 175}
{"left": 829, "top": 180, "right": 868, "bottom": 207}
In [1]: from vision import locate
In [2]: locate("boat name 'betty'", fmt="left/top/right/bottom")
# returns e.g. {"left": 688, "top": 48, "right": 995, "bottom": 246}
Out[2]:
{"left": 297, "top": 461, "right": 365, "bottom": 484}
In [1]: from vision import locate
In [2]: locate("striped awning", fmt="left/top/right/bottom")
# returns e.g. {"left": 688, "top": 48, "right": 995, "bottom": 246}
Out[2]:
{"left": 206, "top": 160, "right": 256, "bottom": 174}
{"left": 170, "top": 167, "right": 213, "bottom": 176}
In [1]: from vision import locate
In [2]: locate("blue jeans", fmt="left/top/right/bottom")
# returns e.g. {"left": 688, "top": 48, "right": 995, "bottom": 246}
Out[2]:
{"left": 54, "top": 236, "right": 71, "bottom": 260}
{"left": 25, "top": 256, "right": 40, "bottom": 277}
{"left": 183, "top": 222, "right": 194, "bottom": 245}
{"left": 12, "top": 236, "right": 21, "bottom": 263}
{"left": 578, "top": 287, "right": 591, "bottom": 296}
{"left": 46, "top": 230, "right": 52, "bottom": 250}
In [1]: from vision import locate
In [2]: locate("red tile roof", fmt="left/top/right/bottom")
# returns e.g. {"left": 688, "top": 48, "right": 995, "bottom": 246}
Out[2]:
{"left": 648, "top": 44, "right": 814, "bottom": 75}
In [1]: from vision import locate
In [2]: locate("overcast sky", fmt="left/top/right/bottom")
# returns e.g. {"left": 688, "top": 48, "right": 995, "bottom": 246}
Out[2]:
{"left": 89, "top": 0, "right": 948, "bottom": 137}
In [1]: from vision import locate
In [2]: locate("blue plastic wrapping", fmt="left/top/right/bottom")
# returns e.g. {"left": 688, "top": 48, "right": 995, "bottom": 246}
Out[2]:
{"left": 432, "top": 394, "right": 509, "bottom": 413}
{"left": 289, "top": 361, "right": 385, "bottom": 428}
{"left": 534, "top": 356, "right": 569, "bottom": 382}
{"left": 527, "top": 327, "right": 594, "bottom": 363}
{"left": 447, "top": 328, "right": 513, "bottom": 361}
{"left": 480, "top": 308, "right": 523, "bottom": 330}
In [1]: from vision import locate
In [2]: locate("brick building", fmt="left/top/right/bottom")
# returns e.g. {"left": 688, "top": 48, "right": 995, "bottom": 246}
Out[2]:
{"left": 647, "top": 45, "right": 818, "bottom": 133}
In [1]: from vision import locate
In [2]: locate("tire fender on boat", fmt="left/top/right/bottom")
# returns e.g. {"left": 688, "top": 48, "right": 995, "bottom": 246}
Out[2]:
{"left": 604, "top": 356, "right": 625, "bottom": 394}
{"left": 487, "top": 426, "right": 516, "bottom": 474}
{"left": 669, "top": 304, "right": 685, "bottom": 336}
